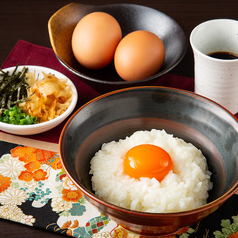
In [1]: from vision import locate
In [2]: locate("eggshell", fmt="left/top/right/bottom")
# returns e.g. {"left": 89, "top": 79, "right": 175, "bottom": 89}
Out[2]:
{"left": 72, "top": 12, "right": 122, "bottom": 70}
{"left": 114, "top": 30, "right": 165, "bottom": 81}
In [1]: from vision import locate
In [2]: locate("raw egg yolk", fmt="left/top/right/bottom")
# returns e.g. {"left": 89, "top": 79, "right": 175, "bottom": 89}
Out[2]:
{"left": 123, "top": 144, "right": 173, "bottom": 182}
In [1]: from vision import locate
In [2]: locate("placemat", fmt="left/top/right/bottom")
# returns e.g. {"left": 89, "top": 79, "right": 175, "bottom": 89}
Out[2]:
{"left": 0, "top": 140, "right": 238, "bottom": 238}
{"left": 1, "top": 40, "right": 238, "bottom": 238}
{"left": 0, "top": 39, "right": 195, "bottom": 144}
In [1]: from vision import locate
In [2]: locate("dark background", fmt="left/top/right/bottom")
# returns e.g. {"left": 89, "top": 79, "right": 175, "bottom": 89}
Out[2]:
{"left": 1, "top": 0, "right": 238, "bottom": 237}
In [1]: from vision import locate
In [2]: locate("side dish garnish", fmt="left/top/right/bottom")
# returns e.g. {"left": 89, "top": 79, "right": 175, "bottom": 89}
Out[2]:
{"left": 0, "top": 64, "right": 32, "bottom": 117}
{"left": 19, "top": 72, "right": 73, "bottom": 122}
{"left": 0, "top": 64, "right": 73, "bottom": 125}
{"left": 0, "top": 105, "right": 38, "bottom": 125}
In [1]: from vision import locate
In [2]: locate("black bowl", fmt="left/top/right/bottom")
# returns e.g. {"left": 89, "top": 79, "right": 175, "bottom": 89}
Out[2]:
{"left": 59, "top": 86, "right": 238, "bottom": 236}
{"left": 49, "top": 3, "right": 187, "bottom": 93}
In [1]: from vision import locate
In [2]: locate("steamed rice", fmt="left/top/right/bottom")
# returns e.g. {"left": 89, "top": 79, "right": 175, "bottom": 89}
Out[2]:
{"left": 90, "top": 129, "right": 213, "bottom": 213}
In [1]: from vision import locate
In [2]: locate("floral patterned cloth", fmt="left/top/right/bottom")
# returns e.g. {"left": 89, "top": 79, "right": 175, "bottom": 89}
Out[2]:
{"left": 0, "top": 140, "right": 238, "bottom": 238}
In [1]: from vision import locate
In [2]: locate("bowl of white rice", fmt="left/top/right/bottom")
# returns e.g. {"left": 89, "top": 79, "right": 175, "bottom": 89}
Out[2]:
{"left": 59, "top": 86, "right": 238, "bottom": 237}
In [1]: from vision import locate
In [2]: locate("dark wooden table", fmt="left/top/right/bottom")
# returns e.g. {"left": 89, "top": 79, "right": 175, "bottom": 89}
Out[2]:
{"left": 1, "top": 0, "right": 237, "bottom": 237}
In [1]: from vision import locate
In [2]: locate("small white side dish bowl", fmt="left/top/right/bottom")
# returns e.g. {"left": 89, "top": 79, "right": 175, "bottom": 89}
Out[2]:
{"left": 0, "top": 65, "right": 78, "bottom": 135}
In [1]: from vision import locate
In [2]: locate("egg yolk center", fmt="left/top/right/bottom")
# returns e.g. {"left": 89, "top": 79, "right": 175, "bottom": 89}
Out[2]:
{"left": 123, "top": 144, "right": 173, "bottom": 182}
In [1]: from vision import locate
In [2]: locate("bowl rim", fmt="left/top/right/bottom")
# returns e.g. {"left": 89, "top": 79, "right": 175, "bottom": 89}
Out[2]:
{"left": 59, "top": 86, "right": 238, "bottom": 217}
{"left": 0, "top": 65, "right": 78, "bottom": 132}
{"left": 49, "top": 2, "right": 188, "bottom": 85}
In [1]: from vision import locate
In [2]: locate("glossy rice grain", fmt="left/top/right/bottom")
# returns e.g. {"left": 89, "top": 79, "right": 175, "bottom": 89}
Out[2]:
{"left": 90, "top": 129, "right": 213, "bottom": 213}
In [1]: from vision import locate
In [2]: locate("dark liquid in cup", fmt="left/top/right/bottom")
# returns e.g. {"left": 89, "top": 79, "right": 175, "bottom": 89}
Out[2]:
{"left": 208, "top": 51, "right": 238, "bottom": 60}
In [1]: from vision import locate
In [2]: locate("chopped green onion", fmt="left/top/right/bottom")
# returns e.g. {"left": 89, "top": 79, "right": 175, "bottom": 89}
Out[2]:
{"left": 0, "top": 105, "right": 39, "bottom": 125}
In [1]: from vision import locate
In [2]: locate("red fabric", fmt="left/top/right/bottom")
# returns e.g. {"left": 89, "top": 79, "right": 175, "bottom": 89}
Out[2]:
{"left": 1, "top": 40, "right": 195, "bottom": 143}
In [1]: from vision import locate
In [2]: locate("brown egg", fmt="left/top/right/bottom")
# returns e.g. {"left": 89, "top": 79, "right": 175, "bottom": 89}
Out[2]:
{"left": 72, "top": 12, "right": 122, "bottom": 70}
{"left": 114, "top": 30, "right": 165, "bottom": 81}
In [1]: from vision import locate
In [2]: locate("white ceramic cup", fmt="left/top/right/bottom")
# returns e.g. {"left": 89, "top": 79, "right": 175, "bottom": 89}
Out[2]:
{"left": 190, "top": 19, "right": 238, "bottom": 114}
